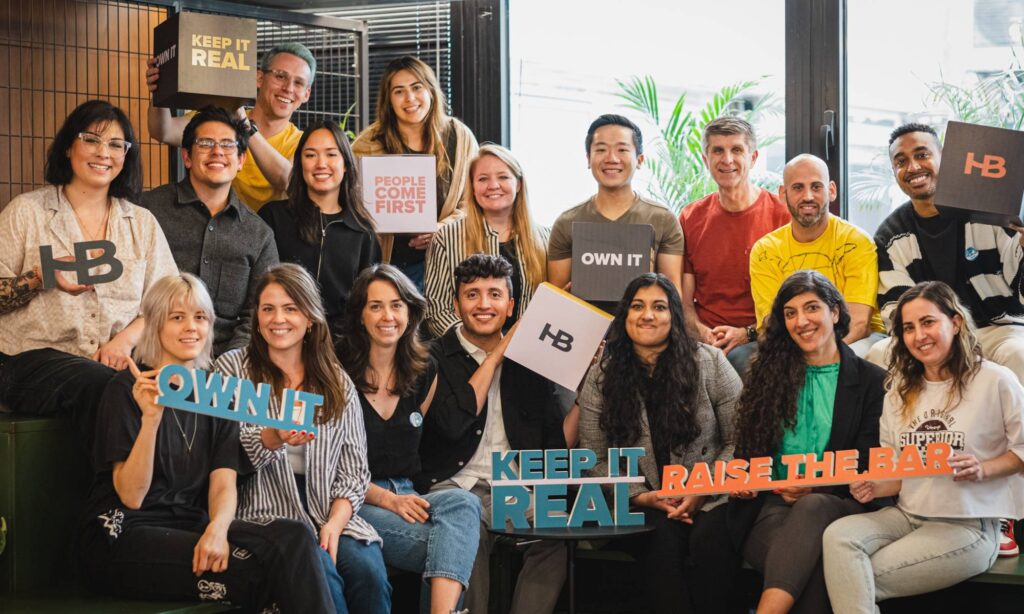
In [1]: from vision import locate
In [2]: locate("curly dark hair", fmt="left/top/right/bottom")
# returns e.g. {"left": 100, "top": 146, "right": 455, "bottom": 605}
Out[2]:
{"left": 735, "top": 270, "right": 850, "bottom": 459}
{"left": 336, "top": 264, "right": 430, "bottom": 397}
{"left": 453, "top": 253, "right": 513, "bottom": 298}
{"left": 598, "top": 273, "right": 701, "bottom": 453}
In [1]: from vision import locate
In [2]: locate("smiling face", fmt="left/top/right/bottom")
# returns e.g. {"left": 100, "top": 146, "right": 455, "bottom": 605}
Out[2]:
{"left": 257, "top": 282, "right": 312, "bottom": 355}
{"left": 780, "top": 157, "right": 836, "bottom": 230}
{"left": 625, "top": 285, "right": 672, "bottom": 354}
{"left": 389, "top": 68, "right": 433, "bottom": 128}
{"left": 454, "top": 276, "right": 513, "bottom": 341}
{"left": 900, "top": 296, "right": 962, "bottom": 379}
{"left": 255, "top": 52, "right": 312, "bottom": 121}
{"left": 587, "top": 125, "right": 643, "bottom": 191}
{"left": 362, "top": 279, "right": 409, "bottom": 349}
{"left": 783, "top": 291, "right": 839, "bottom": 360}
{"left": 68, "top": 121, "right": 126, "bottom": 192}
{"left": 889, "top": 131, "right": 942, "bottom": 202}
{"left": 183, "top": 120, "right": 243, "bottom": 191}
{"left": 301, "top": 127, "right": 345, "bottom": 199}
{"left": 472, "top": 154, "right": 518, "bottom": 217}
{"left": 704, "top": 132, "right": 758, "bottom": 191}
{"left": 158, "top": 298, "right": 210, "bottom": 366}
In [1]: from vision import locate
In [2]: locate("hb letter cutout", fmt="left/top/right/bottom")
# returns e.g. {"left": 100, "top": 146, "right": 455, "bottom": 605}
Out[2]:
{"left": 40, "top": 240, "right": 123, "bottom": 288}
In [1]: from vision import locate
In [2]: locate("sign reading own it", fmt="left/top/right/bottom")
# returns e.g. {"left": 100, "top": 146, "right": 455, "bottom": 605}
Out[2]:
{"left": 152, "top": 11, "right": 257, "bottom": 111}
{"left": 571, "top": 222, "right": 654, "bottom": 302}
{"left": 934, "top": 120, "right": 1024, "bottom": 227}
{"left": 504, "top": 283, "right": 612, "bottom": 391}
{"left": 361, "top": 155, "right": 438, "bottom": 233}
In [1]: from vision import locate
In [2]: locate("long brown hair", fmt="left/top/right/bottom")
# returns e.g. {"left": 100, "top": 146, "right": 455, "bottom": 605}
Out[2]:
{"left": 336, "top": 264, "right": 430, "bottom": 397}
{"left": 372, "top": 55, "right": 452, "bottom": 179}
{"left": 247, "top": 263, "right": 350, "bottom": 425}
{"left": 462, "top": 145, "right": 547, "bottom": 290}
{"left": 887, "top": 281, "right": 982, "bottom": 421}
{"left": 286, "top": 121, "right": 376, "bottom": 244}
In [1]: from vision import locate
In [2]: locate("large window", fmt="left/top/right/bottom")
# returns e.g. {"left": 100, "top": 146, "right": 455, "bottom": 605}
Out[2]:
{"left": 847, "top": 0, "right": 1023, "bottom": 235}
{"left": 509, "top": 0, "right": 786, "bottom": 226}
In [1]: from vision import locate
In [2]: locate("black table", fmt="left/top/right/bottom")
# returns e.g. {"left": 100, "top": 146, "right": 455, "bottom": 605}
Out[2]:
{"left": 487, "top": 524, "right": 655, "bottom": 614}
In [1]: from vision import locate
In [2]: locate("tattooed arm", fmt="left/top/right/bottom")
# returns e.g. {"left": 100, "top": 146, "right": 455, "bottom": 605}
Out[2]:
{"left": 0, "top": 266, "right": 43, "bottom": 315}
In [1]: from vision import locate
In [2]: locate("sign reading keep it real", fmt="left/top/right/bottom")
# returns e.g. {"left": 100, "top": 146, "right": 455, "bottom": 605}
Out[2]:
{"left": 152, "top": 12, "right": 257, "bottom": 111}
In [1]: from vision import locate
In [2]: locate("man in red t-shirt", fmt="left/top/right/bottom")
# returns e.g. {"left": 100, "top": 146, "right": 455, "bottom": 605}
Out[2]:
{"left": 679, "top": 117, "right": 790, "bottom": 375}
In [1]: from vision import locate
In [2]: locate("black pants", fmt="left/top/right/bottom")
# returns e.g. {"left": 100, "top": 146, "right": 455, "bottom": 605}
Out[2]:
{"left": 619, "top": 507, "right": 731, "bottom": 613}
{"left": 0, "top": 347, "right": 115, "bottom": 449}
{"left": 80, "top": 516, "right": 334, "bottom": 613}
{"left": 743, "top": 494, "right": 865, "bottom": 614}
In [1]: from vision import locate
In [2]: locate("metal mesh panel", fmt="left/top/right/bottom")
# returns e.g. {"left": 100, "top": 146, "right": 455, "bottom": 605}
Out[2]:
{"left": 0, "top": 0, "right": 366, "bottom": 209}
{"left": 317, "top": 2, "right": 451, "bottom": 121}
{"left": 0, "top": 0, "right": 170, "bottom": 205}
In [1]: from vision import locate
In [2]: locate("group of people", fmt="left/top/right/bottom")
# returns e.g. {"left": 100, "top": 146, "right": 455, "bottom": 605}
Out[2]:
{"left": 0, "top": 38, "right": 1021, "bottom": 614}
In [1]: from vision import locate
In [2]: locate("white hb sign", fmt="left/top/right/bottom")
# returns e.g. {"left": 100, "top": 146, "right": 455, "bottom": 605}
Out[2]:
{"left": 360, "top": 155, "right": 438, "bottom": 233}
{"left": 504, "top": 283, "right": 613, "bottom": 390}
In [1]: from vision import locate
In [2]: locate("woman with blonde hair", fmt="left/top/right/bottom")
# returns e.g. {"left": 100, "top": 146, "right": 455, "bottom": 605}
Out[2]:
{"left": 424, "top": 144, "right": 548, "bottom": 336}
{"left": 80, "top": 273, "right": 335, "bottom": 611}
{"left": 215, "top": 263, "right": 390, "bottom": 613}
{"left": 823, "top": 281, "right": 1024, "bottom": 612}
{"left": 352, "top": 56, "right": 479, "bottom": 288}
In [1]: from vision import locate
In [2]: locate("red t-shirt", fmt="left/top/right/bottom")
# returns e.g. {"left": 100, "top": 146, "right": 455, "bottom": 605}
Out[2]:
{"left": 680, "top": 189, "right": 790, "bottom": 328}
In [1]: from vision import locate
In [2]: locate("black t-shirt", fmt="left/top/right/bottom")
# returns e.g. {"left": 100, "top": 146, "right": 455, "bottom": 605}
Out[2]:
{"left": 360, "top": 360, "right": 438, "bottom": 480}
{"left": 914, "top": 210, "right": 961, "bottom": 290}
{"left": 391, "top": 122, "right": 459, "bottom": 267}
{"left": 500, "top": 239, "right": 523, "bottom": 332}
{"left": 83, "top": 367, "right": 243, "bottom": 539}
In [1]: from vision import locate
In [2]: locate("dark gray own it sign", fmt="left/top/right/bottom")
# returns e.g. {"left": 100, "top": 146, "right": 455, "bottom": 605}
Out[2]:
{"left": 571, "top": 222, "right": 654, "bottom": 302}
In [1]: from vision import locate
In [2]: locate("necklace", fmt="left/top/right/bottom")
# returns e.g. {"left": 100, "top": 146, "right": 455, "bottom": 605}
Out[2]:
{"left": 170, "top": 408, "right": 198, "bottom": 453}
{"left": 71, "top": 202, "right": 110, "bottom": 242}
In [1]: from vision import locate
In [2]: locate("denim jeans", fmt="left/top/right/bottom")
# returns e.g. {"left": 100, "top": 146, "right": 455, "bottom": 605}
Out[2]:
{"left": 317, "top": 536, "right": 391, "bottom": 614}
{"left": 358, "top": 478, "right": 480, "bottom": 612}
{"left": 823, "top": 506, "right": 999, "bottom": 613}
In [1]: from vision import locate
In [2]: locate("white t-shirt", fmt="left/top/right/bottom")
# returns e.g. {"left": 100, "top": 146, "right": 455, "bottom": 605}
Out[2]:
{"left": 881, "top": 360, "right": 1024, "bottom": 519}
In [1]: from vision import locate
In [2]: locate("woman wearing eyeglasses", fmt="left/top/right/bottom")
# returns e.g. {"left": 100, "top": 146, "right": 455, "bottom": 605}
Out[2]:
{"left": 353, "top": 56, "right": 479, "bottom": 291}
{"left": 0, "top": 99, "right": 177, "bottom": 446}
{"left": 259, "top": 121, "right": 380, "bottom": 338}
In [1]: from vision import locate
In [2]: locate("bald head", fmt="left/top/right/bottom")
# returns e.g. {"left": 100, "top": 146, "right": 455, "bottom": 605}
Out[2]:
{"left": 779, "top": 153, "right": 835, "bottom": 231}
{"left": 783, "top": 154, "right": 830, "bottom": 185}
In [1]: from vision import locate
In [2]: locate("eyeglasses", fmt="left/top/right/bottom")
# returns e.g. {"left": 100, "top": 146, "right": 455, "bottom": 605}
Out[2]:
{"left": 193, "top": 138, "right": 240, "bottom": 152}
{"left": 264, "top": 68, "right": 309, "bottom": 91}
{"left": 76, "top": 132, "right": 131, "bottom": 158}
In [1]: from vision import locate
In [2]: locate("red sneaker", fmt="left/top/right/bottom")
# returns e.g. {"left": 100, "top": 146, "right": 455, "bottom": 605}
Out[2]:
{"left": 999, "top": 519, "right": 1019, "bottom": 558}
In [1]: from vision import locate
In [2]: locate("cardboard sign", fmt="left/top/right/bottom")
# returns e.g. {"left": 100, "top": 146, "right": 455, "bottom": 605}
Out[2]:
{"left": 656, "top": 442, "right": 954, "bottom": 498}
{"left": 491, "top": 448, "right": 646, "bottom": 529}
{"left": 503, "top": 283, "right": 612, "bottom": 391}
{"left": 153, "top": 12, "right": 257, "bottom": 110}
{"left": 360, "top": 155, "right": 438, "bottom": 233}
{"left": 934, "top": 121, "right": 1024, "bottom": 226}
{"left": 156, "top": 364, "right": 321, "bottom": 436}
{"left": 571, "top": 222, "right": 654, "bottom": 302}
{"left": 39, "top": 240, "right": 123, "bottom": 288}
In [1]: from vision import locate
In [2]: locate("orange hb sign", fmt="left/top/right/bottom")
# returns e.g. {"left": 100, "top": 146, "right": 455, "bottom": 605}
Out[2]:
{"left": 964, "top": 152, "right": 1007, "bottom": 179}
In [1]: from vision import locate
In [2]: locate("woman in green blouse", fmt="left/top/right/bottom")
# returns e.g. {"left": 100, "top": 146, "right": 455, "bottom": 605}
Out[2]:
{"left": 691, "top": 271, "right": 888, "bottom": 614}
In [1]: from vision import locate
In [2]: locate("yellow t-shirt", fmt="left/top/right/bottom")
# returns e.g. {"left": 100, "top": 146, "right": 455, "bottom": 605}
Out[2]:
{"left": 234, "top": 120, "right": 302, "bottom": 211}
{"left": 749, "top": 215, "right": 884, "bottom": 333}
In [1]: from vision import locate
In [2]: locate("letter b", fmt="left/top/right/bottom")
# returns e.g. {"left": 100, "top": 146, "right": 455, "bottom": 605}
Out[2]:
{"left": 40, "top": 240, "right": 124, "bottom": 288}
{"left": 964, "top": 152, "right": 1007, "bottom": 179}
{"left": 539, "top": 322, "right": 574, "bottom": 352}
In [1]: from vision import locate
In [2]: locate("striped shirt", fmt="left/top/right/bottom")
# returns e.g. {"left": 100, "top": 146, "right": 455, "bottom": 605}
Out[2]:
{"left": 875, "top": 202, "right": 1024, "bottom": 328}
{"left": 424, "top": 216, "right": 549, "bottom": 337}
{"left": 214, "top": 348, "right": 380, "bottom": 545}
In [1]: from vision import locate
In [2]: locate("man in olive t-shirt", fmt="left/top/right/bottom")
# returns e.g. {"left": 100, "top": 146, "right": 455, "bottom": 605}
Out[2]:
{"left": 547, "top": 114, "right": 685, "bottom": 310}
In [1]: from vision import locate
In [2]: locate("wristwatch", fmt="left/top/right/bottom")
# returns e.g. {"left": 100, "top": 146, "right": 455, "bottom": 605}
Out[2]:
{"left": 746, "top": 325, "right": 757, "bottom": 343}
{"left": 245, "top": 119, "right": 259, "bottom": 137}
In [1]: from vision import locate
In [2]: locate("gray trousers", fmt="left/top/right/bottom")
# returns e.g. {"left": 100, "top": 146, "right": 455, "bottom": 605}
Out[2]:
{"left": 823, "top": 506, "right": 999, "bottom": 614}
{"left": 743, "top": 493, "right": 865, "bottom": 614}
{"left": 431, "top": 479, "right": 567, "bottom": 614}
